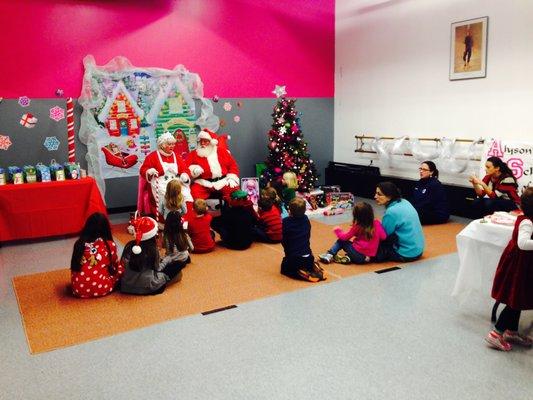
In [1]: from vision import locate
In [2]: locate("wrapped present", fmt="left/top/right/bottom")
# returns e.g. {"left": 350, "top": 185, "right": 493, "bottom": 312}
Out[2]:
{"left": 36, "top": 163, "right": 51, "bottom": 182}
{"left": 49, "top": 159, "right": 64, "bottom": 181}
{"left": 64, "top": 162, "right": 80, "bottom": 179}
{"left": 0, "top": 167, "right": 6, "bottom": 185}
{"left": 23, "top": 165, "right": 37, "bottom": 183}
{"left": 320, "top": 185, "right": 341, "bottom": 193}
{"left": 8, "top": 166, "right": 23, "bottom": 184}
{"left": 325, "top": 192, "right": 354, "bottom": 208}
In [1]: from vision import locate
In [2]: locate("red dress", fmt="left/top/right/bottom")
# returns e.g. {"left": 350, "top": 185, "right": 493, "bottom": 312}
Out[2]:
{"left": 491, "top": 215, "right": 533, "bottom": 310}
{"left": 71, "top": 239, "right": 124, "bottom": 298}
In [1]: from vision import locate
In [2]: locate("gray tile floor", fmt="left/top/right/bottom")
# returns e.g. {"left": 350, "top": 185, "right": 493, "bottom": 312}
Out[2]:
{"left": 0, "top": 201, "right": 531, "bottom": 400}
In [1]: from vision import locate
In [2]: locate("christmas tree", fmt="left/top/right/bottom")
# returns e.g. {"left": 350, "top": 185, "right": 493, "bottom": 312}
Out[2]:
{"left": 261, "top": 98, "right": 319, "bottom": 192}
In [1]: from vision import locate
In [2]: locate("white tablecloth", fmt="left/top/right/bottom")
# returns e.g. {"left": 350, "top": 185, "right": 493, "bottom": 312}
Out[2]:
{"left": 452, "top": 219, "right": 513, "bottom": 305}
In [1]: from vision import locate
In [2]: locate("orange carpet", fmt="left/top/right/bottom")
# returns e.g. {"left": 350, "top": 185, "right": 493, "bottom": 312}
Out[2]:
{"left": 14, "top": 220, "right": 464, "bottom": 354}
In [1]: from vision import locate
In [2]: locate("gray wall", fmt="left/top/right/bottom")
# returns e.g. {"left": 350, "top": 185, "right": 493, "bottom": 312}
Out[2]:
{"left": 1, "top": 98, "right": 333, "bottom": 209}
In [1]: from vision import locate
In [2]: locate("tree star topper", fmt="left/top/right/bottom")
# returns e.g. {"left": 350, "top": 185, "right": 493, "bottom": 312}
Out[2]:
{"left": 272, "top": 85, "right": 287, "bottom": 98}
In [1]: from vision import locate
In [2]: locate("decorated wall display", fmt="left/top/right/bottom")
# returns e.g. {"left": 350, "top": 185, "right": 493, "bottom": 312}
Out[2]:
{"left": 481, "top": 139, "right": 533, "bottom": 191}
{"left": 78, "top": 55, "right": 219, "bottom": 195}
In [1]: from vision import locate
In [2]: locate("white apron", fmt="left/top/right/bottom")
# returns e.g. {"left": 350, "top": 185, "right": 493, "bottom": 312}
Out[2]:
{"left": 151, "top": 152, "right": 193, "bottom": 208}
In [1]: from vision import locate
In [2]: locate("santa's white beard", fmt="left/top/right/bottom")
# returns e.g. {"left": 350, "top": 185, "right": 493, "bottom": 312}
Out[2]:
{"left": 196, "top": 144, "right": 215, "bottom": 158}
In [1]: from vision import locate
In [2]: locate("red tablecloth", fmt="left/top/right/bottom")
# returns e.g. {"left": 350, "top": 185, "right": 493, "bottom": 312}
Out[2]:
{"left": 0, "top": 177, "right": 107, "bottom": 242}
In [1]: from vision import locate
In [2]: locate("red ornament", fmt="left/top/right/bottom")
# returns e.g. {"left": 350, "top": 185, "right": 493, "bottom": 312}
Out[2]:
{"left": 269, "top": 141, "right": 277, "bottom": 150}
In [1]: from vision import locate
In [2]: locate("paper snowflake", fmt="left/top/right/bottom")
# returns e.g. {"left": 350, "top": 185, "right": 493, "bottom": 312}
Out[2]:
{"left": 223, "top": 102, "right": 232, "bottom": 112}
{"left": 0, "top": 134, "right": 12, "bottom": 150}
{"left": 18, "top": 96, "right": 31, "bottom": 107}
{"left": 49, "top": 106, "right": 65, "bottom": 121}
{"left": 233, "top": 115, "right": 240, "bottom": 123}
{"left": 43, "top": 136, "right": 60, "bottom": 151}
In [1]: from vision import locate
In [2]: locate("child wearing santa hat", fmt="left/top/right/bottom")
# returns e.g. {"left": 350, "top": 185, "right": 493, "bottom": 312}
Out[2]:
{"left": 120, "top": 216, "right": 184, "bottom": 295}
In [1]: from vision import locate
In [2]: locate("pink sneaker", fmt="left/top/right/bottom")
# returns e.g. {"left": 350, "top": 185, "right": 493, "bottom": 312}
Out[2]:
{"left": 485, "top": 330, "right": 512, "bottom": 351}
{"left": 503, "top": 330, "right": 533, "bottom": 348}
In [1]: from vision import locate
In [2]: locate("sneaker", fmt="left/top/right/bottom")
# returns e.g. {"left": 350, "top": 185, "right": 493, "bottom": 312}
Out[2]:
{"left": 503, "top": 330, "right": 533, "bottom": 347}
{"left": 319, "top": 253, "right": 333, "bottom": 264}
{"left": 297, "top": 268, "right": 320, "bottom": 283}
{"left": 485, "top": 330, "right": 512, "bottom": 351}
{"left": 333, "top": 254, "right": 351, "bottom": 264}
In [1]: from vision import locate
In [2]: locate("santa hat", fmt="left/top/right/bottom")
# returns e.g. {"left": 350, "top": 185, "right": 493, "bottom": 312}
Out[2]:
{"left": 197, "top": 129, "right": 218, "bottom": 146}
{"left": 157, "top": 131, "right": 176, "bottom": 147}
{"left": 131, "top": 216, "right": 158, "bottom": 255}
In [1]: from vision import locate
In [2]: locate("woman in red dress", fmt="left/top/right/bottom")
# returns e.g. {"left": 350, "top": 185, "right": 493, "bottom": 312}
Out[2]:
{"left": 485, "top": 187, "right": 533, "bottom": 351}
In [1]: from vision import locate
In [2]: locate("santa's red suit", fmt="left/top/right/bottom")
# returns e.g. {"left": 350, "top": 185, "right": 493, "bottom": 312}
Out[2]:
{"left": 138, "top": 133, "right": 192, "bottom": 219}
{"left": 187, "top": 130, "right": 240, "bottom": 201}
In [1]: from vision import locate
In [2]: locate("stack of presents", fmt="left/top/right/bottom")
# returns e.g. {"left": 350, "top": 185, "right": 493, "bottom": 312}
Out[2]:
{"left": 0, "top": 160, "right": 83, "bottom": 185}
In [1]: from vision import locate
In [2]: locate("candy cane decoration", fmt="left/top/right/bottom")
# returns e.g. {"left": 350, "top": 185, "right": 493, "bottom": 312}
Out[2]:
{"left": 66, "top": 97, "right": 76, "bottom": 162}
{"left": 151, "top": 176, "right": 161, "bottom": 224}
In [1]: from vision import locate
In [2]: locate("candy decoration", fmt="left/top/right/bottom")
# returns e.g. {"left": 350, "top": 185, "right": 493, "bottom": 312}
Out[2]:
{"left": 66, "top": 97, "right": 76, "bottom": 162}
{"left": 223, "top": 102, "right": 232, "bottom": 112}
{"left": 18, "top": 96, "right": 31, "bottom": 107}
{"left": 20, "top": 113, "right": 38, "bottom": 128}
{"left": 0, "top": 134, "right": 12, "bottom": 150}
{"left": 50, "top": 106, "right": 65, "bottom": 121}
{"left": 44, "top": 136, "right": 60, "bottom": 151}
{"left": 233, "top": 115, "right": 240, "bottom": 123}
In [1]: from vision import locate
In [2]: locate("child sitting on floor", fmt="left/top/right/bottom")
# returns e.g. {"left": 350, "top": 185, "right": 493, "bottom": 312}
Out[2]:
{"left": 187, "top": 199, "right": 216, "bottom": 253}
{"left": 263, "top": 186, "right": 288, "bottom": 218}
{"left": 280, "top": 197, "right": 326, "bottom": 282}
{"left": 253, "top": 197, "right": 282, "bottom": 243}
{"left": 162, "top": 210, "right": 193, "bottom": 266}
{"left": 485, "top": 187, "right": 533, "bottom": 351}
{"left": 211, "top": 190, "right": 256, "bottom": 250}
{"left": 120, "top": 216, "right": 184, "bottom": 295}
{"left": 319, "top": 202, "right": 386, "bottom": 264}
{"left": 70, "top": 212, "right": 124, "bottom": 298}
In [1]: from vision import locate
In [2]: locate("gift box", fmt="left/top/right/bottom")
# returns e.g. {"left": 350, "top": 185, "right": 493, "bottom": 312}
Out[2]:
{"left": 8, "top": 166, "right": 23, "bottom": 184}
{"left": 325, "top": 192, "right": 354, "bottom": 208}
{"left": 64, "top": 162, "right": 80, "bottom": 179}
{"left": 0, "top": 167, "right": 6, "bottom": 185}
{"left": 320, "top": 185, "right": 341, "bottom": 193}
{"left": 36, "top": 163, "right": 51, "bottom": 182}
{"left": 49, "top": 159, "right": 64, "bottom": 181}
{"left": 23, "top": 165, "right": 37, "bottom": 183}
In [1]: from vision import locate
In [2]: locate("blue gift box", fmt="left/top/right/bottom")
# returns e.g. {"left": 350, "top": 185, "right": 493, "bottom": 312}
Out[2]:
{"left": 36, "top": 163, "right": 51, "bottom": 182}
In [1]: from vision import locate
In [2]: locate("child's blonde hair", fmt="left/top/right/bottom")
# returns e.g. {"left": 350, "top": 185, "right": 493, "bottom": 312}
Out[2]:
{"left": 193, "top": 198, "right": 207, "bottom": 215}
{"left": 288, "top": 197, "right": 306, "bottom": 216}
{"left": 165, "top": 179, "right": 184, "bottom": 211}
{"left": 282, "top": 172, "right": 298, "bottom": 190}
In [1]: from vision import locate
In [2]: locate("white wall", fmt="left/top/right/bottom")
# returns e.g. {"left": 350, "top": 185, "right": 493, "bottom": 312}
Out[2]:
{"left": 335, "top": 0, "right": 533, "bottom": 184}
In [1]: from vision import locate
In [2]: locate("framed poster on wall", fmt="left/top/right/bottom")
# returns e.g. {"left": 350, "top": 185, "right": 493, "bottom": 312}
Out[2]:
{"left": 449, "top": 16, "right": 488, "bottom": 80}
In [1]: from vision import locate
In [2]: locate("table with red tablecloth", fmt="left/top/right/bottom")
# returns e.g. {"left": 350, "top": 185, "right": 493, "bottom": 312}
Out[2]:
{"left": 0, "top": 177, "right": 107, "bottom": 242}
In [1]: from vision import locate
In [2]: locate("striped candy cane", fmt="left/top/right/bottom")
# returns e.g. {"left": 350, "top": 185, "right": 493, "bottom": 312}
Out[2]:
{"left": 66, "top": 97, "right": 76, "bottom": 162}
{"left": 151, "top": 175, "right": 161, "bottom": 224}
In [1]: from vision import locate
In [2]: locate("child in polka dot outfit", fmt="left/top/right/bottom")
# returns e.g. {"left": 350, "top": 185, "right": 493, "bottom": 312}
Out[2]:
{"left": 70, "top": 213, "right": 124, "bottom": 298}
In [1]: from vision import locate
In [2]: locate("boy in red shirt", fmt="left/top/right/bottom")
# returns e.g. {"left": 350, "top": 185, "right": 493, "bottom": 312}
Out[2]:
{"left": 187, "top": 199, "right": 215, "bottom": 253}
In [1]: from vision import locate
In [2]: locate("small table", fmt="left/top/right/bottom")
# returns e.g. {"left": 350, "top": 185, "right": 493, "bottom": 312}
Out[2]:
{"left": 0, "top": 177, "right": 106, "bottom": 242}
{"left": 452, "top": 219, "right": 513, "bottom": 305}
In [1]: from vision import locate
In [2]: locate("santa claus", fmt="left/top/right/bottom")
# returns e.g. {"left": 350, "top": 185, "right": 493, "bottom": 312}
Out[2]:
{"left": 139, "top": 131, "right": 192, "bottom": 218}
{"left": 187, "top": 129, "right": 240, "bottom": 201}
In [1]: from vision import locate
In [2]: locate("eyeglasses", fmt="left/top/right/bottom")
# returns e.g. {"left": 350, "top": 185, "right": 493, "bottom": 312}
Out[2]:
{"left": 419, "top": 168, "right": 430, "bottom": 172}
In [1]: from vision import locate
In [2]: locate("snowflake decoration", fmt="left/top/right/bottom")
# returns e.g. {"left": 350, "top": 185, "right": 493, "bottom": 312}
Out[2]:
{"left": 279, "top": 126, "right": 287, "bottom": 134}
{"left": 233, "top": 115, "right": 240, "bottom": 123}
{"left": 18, "top": 96, "right": 31, "bottom": 107}
{"left": 223, "top": 102, "right": 232, "bottom": 112}
{"left": 49, "top": 106, "right": 65, "bottom": 121}
{"left": 43, "top": 136, "right": 60, "bottom": 151}
{"left": 0, "top": 134, "right": 12, "bottom": 150}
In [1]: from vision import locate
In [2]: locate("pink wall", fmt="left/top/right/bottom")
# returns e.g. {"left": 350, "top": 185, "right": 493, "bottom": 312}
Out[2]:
{"left": 0, "top": 0, "right": 334, "bottom": 99}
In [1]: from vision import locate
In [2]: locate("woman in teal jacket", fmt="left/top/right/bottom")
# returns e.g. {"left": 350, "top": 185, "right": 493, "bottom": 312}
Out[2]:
{"left": 373, "top": 182, "right": 425, "bottom": 262}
